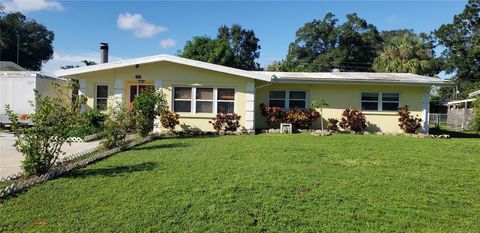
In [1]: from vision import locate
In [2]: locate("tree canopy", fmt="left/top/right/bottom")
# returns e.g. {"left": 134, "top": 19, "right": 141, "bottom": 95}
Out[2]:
{"left": 268, "top": 13, "right": 382, "bottom": 72}
{"left": 180, "top": 24, "right": 261, "bottom": 71}
{"left": 373, "top": 34, "right": 436, "bottom": 76}
{"left": 434, "top": 0, "right": 480, "bottom": 98}
{"left": 0, "top": 12, "right": 54, "bottom": 70}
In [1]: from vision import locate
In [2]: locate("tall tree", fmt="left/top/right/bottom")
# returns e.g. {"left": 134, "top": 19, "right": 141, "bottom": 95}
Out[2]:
{"left": 180, "top": 24, "right": 261, "bottom": 71}
{"left": 434, "top": 0, "right": 480, "bottom": 98}
{"left": 0, "top": 12, "right": 54, "bottom": 70}
{"left": 373, "top": 34, "right": 436, "bottom": 75}
{"left": 272, "top": 13, "right": 382, "bottom": 72}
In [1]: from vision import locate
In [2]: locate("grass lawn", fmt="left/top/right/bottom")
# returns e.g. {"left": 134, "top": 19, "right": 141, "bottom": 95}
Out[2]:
{"left": 1, "top": 134, "right": 479, "bottom": 232}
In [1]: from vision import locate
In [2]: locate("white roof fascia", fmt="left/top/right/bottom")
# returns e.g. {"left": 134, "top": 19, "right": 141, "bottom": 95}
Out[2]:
{"left": 55, "top": 54, "right": 271, "bottom": 82}
{"left": 447, "top": 99, "right": 476, "bottom": 105}
{"left": 468, "top": 90, "right": 480, "bottom": 97}
{"left": 271, "top": 77, "right": 452, "bottom": 86}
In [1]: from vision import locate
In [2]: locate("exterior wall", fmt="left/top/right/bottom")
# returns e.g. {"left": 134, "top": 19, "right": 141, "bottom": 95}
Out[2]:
{"left": 75, "top": 62, "right": 252, "bottom": 132}
{"left": 254, "top": 81, "right": 430, "bottom": 133}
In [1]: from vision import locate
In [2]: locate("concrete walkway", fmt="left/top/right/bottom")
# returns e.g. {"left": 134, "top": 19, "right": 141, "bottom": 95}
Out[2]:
{"left": 0, "top": 132, "right": 100, "bottom": 178}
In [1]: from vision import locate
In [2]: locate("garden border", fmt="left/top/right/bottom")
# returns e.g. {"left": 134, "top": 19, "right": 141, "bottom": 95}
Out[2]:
{"left": 0, "top": 134, "right": 159, "bottom": 199}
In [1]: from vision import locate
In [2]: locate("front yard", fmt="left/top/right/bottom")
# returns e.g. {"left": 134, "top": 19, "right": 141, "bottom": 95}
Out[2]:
{"left": 1, "top": 134, "right": 479, "bottom": 232}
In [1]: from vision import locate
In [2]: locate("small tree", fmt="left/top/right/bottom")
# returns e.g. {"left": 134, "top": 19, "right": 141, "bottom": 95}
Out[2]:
{"left": 397, "top": 105, "right": 422, "bottom": 134}
{"left": 5, "top": 91, "right": 72, "bottom": 176}
{"left": 132, "top": 88, "right": 168, "bottom": 137}
{"left": 311, "top": 99, "right": 329, "bottom": 131}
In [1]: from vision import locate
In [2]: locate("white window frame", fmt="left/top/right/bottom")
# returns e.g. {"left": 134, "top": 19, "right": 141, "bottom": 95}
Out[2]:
{"left": 173, "top": 86, "right": 236, "bottom": 114}
{"left": 268, "top": 90, "right": 307, "bottom": 109}
{"left": 95, "top": 84, "right": 109, "bottom": 111}
{"left": 216, "top": 88, "right": 236, "bottom": 113}
{"left": 361, "top": 92, "right": 400, "bottom": 111}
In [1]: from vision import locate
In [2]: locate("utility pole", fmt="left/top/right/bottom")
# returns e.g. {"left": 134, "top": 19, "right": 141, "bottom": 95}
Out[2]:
{"left": 17, "top": 33, "right": 20, "bottom": 65}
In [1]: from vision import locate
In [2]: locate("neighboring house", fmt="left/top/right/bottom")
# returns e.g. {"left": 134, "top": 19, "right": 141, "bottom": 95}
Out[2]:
{"left": 446, "top": 90, "right": 480, "bottom": 130}
{"left": 0, "top": 70, "right": 67, "bottom": 124}
{"left": 0, "top": 61, "right": 27, "bottom": 71}
{"left": 55, "top": 52, "right": 451, "bottom": 133}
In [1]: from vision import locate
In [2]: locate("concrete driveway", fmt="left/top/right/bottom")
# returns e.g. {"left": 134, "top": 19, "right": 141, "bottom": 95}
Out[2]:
{"left": 0, "top": 132, "right": 100, "bottom": 178}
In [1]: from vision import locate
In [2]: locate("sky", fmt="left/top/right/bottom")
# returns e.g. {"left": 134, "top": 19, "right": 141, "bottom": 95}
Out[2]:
{"left": 1, "top": 0, "right": 468, "bottom": 74}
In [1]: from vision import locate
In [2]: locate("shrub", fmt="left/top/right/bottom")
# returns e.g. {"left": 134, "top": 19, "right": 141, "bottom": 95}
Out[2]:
{"left": 327, "top": 118, "right": 339, "bottom": 131}
{"left": 339, "top": 108, "right": 367, "bottom": 133}
{"left": 132, "top": 87, "right": 168, "bottom": 137}
{"left": 259, "top": 103, "right": 285, "bottom": 126}
{"left": 160, "top": 110, "right": 180, "bottom": 131}
{"left": 66, "top": 125, "right": 102, "bottom": 138}
{"left": 5, "top": 91, "right": 72, "bottom": 176}
{"left": 81, "top": 110, "right": 106, "bottom": 128}
{"left": 101, "top": 105, "right": 133, "bottom": 149}
{"left": 209, "top": 113, "right": 241, "bottom": 132}
{"left": 472, "top": 97, "right": 480, "bottom": 132}
{"left": 284, "top": 108, "right": 320, "bottom": 129}
{"left": 398, "top": 105, "right": 422, "bottom": 134}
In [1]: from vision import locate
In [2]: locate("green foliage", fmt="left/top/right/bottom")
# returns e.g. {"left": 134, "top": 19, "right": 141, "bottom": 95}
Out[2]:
{"left": 132, "top": 87, "right": 168, "bottom": 137}
{"left": 160, "top": 110, "right": 180, "bottom": 131}
{"left": 101, "top": 105, "right": 133, "bottom": 149}
{"left": 373, "top": 34, "right": 436, "bottom": 75}
{"left": 0, "top": 12, "right": 54, "bottom": 70}
{"left": 5, "top": 91, "right": 72, "bottom": 176}
{"left": 434, "top": 0, "right": 480, "bottom": 97}
{"left": 397, "top": 105, "right": 422, "bottom": 134}
{"left": 339, "top": 108, "right": 367, "bottom": 133}
{"left": 209, "top": 112, "right": 241, "bottom": 132}
{"left": 472, "top": 97, "right": 480, "bottom": 132}
{"left": 180, "top": 24, "right": 261, "bottom": 71}
{"left": 277, "top": 13, "right": 381, "bottom": 72}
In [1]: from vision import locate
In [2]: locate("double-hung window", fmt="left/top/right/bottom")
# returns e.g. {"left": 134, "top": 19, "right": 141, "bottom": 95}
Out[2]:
{"left": 95, "top": 84, "right": 108, "bottom": 111}
{"left": 361, "top": 92, "right": 399, "bottom": 111}
{"left": 173, "top": 87, "right": 236, "bottom": 113}
{"left": 268, "top": 90, "right": 307, "bottom": 109}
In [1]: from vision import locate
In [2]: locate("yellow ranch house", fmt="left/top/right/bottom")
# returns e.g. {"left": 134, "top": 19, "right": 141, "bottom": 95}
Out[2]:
{"left": 55, "top": 49, "right": 451, "bottom": 134}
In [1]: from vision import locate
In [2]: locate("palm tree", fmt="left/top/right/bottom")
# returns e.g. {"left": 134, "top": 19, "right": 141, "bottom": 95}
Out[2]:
{"left": 373, "top": 34, "right": 434, "bottom": 75}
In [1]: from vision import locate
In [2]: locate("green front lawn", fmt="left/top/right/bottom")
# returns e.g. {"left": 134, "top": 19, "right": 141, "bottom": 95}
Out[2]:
{"left": 1, "top": 134, "right": 479, "bottom": 232}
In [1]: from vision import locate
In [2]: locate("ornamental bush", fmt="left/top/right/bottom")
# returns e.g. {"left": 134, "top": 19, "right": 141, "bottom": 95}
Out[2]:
{"left": 101, "top": 105, "right": 133, "bottom": 149}
{"left": 209, "top": 113, "right": 241, "bottom": 132}
{"left": 160, "top": 110, "right": 180, "bottom": 131}
{"left": 339, "top": 108, "right": 367, "bottom": 133}
{"left": 327, "top": 118, "right": 339, "bottom": 131}
{"left": 132, "top": 87, "right": 168, "bottom": 137}
{"left": 259, "top": 103, "right": 285, "bottom": 126}
{"left": 398, "top": 105, "right": 422, "bottom": 134}
{"left": 5, "top": 90, "right": 72, "bottom": 176}
{"left": 284, "top": 108, "right": 320, "bottom": 129}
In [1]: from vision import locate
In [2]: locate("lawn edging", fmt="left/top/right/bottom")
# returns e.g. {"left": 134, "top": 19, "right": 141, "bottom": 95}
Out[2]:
{"left": 0, "top": 134, "right": 159, "bottom": 199}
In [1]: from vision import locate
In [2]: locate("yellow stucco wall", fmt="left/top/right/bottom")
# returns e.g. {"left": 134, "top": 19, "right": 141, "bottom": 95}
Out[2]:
{"left": 75, "top": 62, "right": 251, "bottom": 131}
{"left": 254, "top": 81, "right": 429, "bottom": 133}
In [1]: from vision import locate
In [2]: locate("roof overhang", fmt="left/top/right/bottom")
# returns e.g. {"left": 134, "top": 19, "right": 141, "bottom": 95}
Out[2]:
{"left": 55, "top": 54, "right": 271, "bottom": 82}
{"left": 271, "top": 78, "right": 453, "bottom": 86}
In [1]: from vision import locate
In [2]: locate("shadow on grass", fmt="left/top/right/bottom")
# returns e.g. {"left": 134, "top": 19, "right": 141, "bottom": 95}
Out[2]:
{"left": 429, "top": 127, "right": 480, "bottom": 138}
{"left": 67, "top": 162, "right": 157, "bottom": 178}
{"left": 131, "top": 142, "right": 190, "bottom": 151}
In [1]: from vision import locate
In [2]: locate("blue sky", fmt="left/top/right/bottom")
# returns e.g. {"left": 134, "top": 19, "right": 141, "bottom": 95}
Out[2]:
{"left": 2, "top": 0, "right": 468, "bottom": 73}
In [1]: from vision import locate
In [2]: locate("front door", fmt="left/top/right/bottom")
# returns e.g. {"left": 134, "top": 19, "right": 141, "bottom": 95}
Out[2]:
{"left": 129, "top": 84, "right": 154, "bottom": 108}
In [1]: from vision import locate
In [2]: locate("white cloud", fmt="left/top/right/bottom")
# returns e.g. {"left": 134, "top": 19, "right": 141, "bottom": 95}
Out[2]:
{"left": 41, "top": 51, "right": 124, "bottom": 74}
{"left": 3, "top": 0, "right": 64, "bottom": 13}
{"left": 117, "top": 13, "right": 167, "bottom": 38}
{"left": 159, "top": 38, "right": 177, "bottom": 49}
